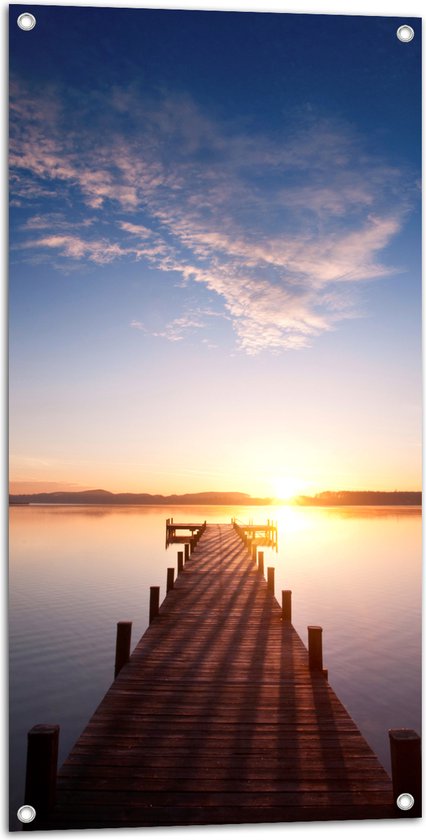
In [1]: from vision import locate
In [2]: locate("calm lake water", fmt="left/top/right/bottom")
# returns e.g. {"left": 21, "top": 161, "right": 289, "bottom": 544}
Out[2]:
{"left": 9, "top": 504, "right": 421, "bottom": 829}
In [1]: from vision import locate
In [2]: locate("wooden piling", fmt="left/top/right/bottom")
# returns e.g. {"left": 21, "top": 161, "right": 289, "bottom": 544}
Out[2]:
{"left": 184, "top": 543, "right": 190, "bottom": 563}
{"left": 251, "top": 544, "right": 257, "bottom": 564}
{"left": 282, "top": 590, "right": 292, "bottom": 622}
{"left": 258, "top": 550, "right": 264, "bottom": 575}
{"left": 389, "top": 729, "right": 421, "bottom": 817}
{"left": 25, "top": 724, "right": 59, "bottom": 818}
{"left": 177, "top": 551, "right": 184, "bottom": 574}
{"left": 267, "top": 566, "right": 275, "bottom": 595}
{"left": 149, "top": 586, "right": 160, "bottom": 624}
{"left": 114, "top": 621, "right": 132, "bottom": 678}
{"left": 167, "top": 567, "right": 175, "bottom": 593}
{"left": 308, "top": 625, "right": 323, "bottom": 671}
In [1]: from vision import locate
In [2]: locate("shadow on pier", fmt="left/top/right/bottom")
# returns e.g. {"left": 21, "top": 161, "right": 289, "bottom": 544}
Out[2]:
{"left": 24, "top": 524, "right": 420, "bottom": 828}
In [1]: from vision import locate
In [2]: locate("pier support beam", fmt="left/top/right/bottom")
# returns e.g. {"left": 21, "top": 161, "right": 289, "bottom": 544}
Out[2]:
{"left": 389, "top": 729, "right": 421, "bottom": 817}
{"left": 267, "top": 567, "right": 275, "bottom": 595}
{"left": 308, "top": 626, "right": 323, "bottom": 671}
{"left": 184, "top": 544, "right": 190, "bottom": 564}
{"left": 282, "top": 590, "right": 292, "bottom": 622}
{"left": 25, "top": 724, "right": 60, "bottom": 820}
{"left": 258, "top": 551, "right": 264, "bottom": 576}
{"left": 114, "top": 621, "right": 132, "bottom": 677}
{"left": 149, "top": 586, "right": 160, "bottom": 624}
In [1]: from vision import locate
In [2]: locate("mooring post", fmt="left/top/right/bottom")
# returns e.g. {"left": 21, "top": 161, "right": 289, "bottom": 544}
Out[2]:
{"left": 389, "top": 729, "right": 421, "bottom": 817}
{"left": 114, "top": 621, "right": 132, "bottom": 677}
{"left": 25, "top": 724, "right": 60, "bottom": 819}
{"left": 258, "top": 550, "right": 264, "bottom": 575}
{"left": 177, "top": 551, "right": 184, "bottom": 573}
{"left": 149, "top": 586, "right": 160, "bottom": 623}
{"left": 267, "top": 566, "right": 275, "bottom": 595}
{"left": 184, "top": 543, "right": 190, "bottom": 563}
{"left": 251, "top": 544, "right": 257, "bottom": 564}
{"left": 167, "top": 567, "right": 175, "bottom": 593}
{"left": 282, "top": 590, "right": 292, "bottom": 622}
{"left": 308, "top": 625, "right": 323, "bottom": 671}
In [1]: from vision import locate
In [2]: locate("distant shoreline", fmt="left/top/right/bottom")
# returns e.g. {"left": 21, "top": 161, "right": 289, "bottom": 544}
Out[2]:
{"left": 9, "top": 489, "right": 422, "bottom": 507}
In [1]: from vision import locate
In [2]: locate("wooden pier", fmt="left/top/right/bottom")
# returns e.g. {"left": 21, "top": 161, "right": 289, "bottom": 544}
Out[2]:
{"left": 25, "top": 523, "right": 420, "bottom": 829}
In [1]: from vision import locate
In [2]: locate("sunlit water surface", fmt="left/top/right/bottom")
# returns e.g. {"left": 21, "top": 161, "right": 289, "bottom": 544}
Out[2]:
{"left": 9, "top": 505, "right": 421, "bottom": 827}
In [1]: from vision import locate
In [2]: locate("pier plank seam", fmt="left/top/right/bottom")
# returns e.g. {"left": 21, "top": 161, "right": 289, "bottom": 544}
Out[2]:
{"left": 45, "top": 524, "right": 395, "bottom": 828}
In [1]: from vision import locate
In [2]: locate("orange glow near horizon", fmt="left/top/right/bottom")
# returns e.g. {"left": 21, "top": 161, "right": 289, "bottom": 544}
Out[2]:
{"left": 9, "top": 472, "right": 421, "bottom": 498}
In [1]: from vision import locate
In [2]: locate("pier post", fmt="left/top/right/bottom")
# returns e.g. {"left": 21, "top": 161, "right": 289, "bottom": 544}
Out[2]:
{"left": 167, "top": 567, "right": 175, "bottom": 593}
{"left": 308, "top": 626, "right": 323, "bottom": 671}
{"left": 177, "top": 551, "right": 184, "bottom": 574}
{"left": 389, "top": 729, "right": 421, "bottom": 817}
{"left": 149, "top": 586, "right": 160, "bottom": 623}
{"left": 25, "top": 724, "right": 60, "bottom": 818}
{"left": 267, "top": 567, "right": 275, "bottom": 595}
{"left": 282, "top": 590, "right": 292, "bottom": 622}
{"left": 114, "top": 621, "right": 132, "bottom": 677}
{"left": 184, "top": 543, "right": 190, "bottom": 563}
{"left": 258, "top": 551, "right": 264, "bottom": 575}
{"left": 251, "top": 544, "right": 257, "bottom": 564}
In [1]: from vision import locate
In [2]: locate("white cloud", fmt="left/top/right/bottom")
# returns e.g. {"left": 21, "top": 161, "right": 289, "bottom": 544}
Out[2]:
{"left": 10, "top": 80, "right": 417, "bottom": 353}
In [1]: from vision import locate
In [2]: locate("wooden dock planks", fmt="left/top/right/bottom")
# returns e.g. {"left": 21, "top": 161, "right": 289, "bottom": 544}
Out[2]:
{"left": 47, "top": 524, "right": 394, "bottom": 828}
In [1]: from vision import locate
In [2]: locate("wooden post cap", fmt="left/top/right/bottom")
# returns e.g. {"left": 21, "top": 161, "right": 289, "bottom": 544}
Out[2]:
{"left": 28, "top": 724, "right": 59, "bottom": 736}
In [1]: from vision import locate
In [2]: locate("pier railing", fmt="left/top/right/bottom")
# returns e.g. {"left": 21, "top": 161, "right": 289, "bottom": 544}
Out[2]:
{"left": 165, "top": 518, "right": 207, "bottom": 548}
{"left": 232, "top": 517, "right": 278, "bottom": 551}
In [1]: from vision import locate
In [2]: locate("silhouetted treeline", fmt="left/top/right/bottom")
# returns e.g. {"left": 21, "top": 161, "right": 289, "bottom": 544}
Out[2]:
{"left": 9, "top": 489, "right": 272, "bottom": 506}
{"left": 295, "top": 491, "right": 421, "bottom": 506}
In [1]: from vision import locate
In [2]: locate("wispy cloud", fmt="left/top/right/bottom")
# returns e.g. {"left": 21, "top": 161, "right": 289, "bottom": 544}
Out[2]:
{"left": 10, "top": 79, "right": 417, "bottom": 353}
{"left": 131, "top": 307, "right": 224, "bottom": 343}
{"left": 21, "top": 213, "right": 95, "bottom": 231}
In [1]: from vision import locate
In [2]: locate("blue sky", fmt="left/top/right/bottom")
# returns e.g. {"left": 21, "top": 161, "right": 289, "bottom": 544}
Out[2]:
{"left": 9, "top": 5, "right": 421, "bottom": 495}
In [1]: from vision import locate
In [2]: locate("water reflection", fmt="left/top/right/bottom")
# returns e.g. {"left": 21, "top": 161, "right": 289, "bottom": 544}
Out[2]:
{"left": 9, "top": 504, "right": 421, "bottom": 828}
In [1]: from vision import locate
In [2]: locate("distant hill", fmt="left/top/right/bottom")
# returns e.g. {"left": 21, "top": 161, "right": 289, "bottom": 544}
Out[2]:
{"left": 295, "top": 491, "right": 421, "bottom": 506}
{"left": 9, "top": 490, "right": 272, "bottom": 506}
{"left": 9, "top": 488, "right": 422, "bottom": 507}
